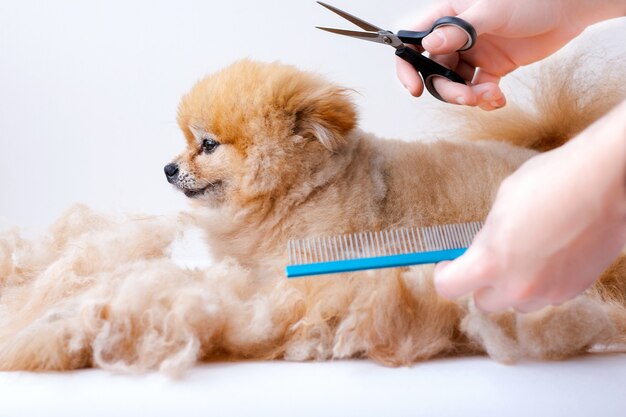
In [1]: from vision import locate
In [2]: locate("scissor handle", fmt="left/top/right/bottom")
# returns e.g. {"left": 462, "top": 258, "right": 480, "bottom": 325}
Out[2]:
{"left": 395, "top": 46, "right": 465, "bottom": 102}
{"left": 397, "top": 16, "right": 477, "bottom": 51}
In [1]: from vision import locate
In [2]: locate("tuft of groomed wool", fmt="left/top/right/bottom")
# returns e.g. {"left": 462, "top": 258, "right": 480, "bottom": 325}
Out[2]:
{"left": 1, "top": 205, "right": 625, "bottom": 374}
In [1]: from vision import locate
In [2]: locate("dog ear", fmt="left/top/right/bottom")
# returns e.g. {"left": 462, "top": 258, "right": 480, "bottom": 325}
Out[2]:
{"left": 293, "top": 86, "right": 357, "bottom": 152}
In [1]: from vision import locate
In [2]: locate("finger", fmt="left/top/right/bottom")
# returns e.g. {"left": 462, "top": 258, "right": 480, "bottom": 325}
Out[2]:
{"left": 474, "top": 285, "right": 511, "bottom": 313}
{"left": 434, "top": 247, "right": 493, "bottom": 299}
{"left": 548, "top": 280, "right": 595, "bottom": 306}
{"left": 550, "top": 292, "right": 579, "bottom": 307}
{"left": 396, "top": 57, "right": 424, "bottom": 97}
{"left": 456, "top": 59, "right": 477, "bottom": 82}
{"left": 428, "top": 51, "right": 460, "bottom": 70}
{"left": 422, "top": 0, "right": 506, "bottom": 55}
{"left": 427, "top": 56, "right": 504, "bottom": 109}
{"left": 472, "top": 68, "right": 501, "bottom": 85}
{"left": 514, "top": 298, "right": 550, "bottom": 314}
{"left": 405, "top": 2, "right": 460, "bottom": 32}
{"left": 477, "top": 101, "right": 504, "bottom": 111}
{"left": 434, "top": 260, "right": 452, "bottom": 275}
{"left": 408, "top": 2, "right": 474, "bottom": 55}
{"left": 423, "top": 25, "right": 473, "bottom": 55}
{"left": 448, "top": 38, "right": 519, "bottom": 77}
{"left": 469, "top": 82, "right": 506, "bottom": 110}
{"left": 431, "top": 76, "right": 477, "bottom": 106}
{"left": 456, "top": 1, "right": 508, "bottom": 37}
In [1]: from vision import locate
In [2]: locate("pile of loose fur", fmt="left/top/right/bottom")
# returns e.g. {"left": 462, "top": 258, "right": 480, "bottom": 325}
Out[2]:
{"left": 1, "top": 204, "right": 625, "bottom": 375}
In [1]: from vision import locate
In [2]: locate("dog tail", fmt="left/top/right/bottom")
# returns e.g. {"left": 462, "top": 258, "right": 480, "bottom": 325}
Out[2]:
{"left": 449, "top": 53, "right": 626, "bottom": 152}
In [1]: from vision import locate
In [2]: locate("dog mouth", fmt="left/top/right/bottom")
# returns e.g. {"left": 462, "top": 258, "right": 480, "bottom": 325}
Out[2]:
{"left": 182, "top": 181, "right": 223, "bottom": 198}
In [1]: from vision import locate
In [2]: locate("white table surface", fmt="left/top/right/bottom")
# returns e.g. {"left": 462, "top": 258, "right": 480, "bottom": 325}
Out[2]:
{"left": 1, "top": 354, "right": 625, "bottom": 417}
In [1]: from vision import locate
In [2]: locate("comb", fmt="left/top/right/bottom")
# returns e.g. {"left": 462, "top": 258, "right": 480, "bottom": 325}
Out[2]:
{"left": 286, "top": 221, "right": 482, "bottom": 278}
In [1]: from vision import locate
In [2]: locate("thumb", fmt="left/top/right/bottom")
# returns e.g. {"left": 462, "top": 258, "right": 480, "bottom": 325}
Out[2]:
{"left": 434, "top": 246, "right": 493, "bottom": 299}
{"left": 422, "top": 0, "right": 503, "bottom": 54}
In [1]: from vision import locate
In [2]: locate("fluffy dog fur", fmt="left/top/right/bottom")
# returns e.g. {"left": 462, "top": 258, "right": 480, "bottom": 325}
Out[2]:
{"left": 1, "top": 58, "right": 625, "bottom": 373}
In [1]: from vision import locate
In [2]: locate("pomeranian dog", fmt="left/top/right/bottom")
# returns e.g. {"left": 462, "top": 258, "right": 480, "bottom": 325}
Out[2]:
{"left": 1, "top": 58, "right": 625, "bottom": 373}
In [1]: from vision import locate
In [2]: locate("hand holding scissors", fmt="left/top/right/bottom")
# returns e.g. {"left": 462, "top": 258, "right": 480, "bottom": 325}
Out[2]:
{"left": 317, "top": 1, "right": 477, "bottom": 103}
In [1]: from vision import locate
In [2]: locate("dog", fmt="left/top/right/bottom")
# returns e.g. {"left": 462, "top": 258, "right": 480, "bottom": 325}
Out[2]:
{"left": 1, "top": 58, "right": 625, "bottom": 372}
{"left": 163, "top": 59, "right": 626, "bottom": 365}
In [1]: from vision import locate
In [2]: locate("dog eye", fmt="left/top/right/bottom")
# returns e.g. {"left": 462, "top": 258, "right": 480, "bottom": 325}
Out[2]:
{"left": 201, "top": 138, "right": 219, "bottom": 154}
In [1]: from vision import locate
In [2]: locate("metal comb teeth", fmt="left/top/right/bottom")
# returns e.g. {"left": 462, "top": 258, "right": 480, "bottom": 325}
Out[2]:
{"left": 286, "top": 222, "right": 483, "bottom": 278}
{"left": 288, "top": 222, "right": 482, "bottom": 265}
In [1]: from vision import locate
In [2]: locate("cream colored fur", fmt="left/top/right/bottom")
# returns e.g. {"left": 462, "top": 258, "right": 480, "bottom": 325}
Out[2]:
{"left": 1, "top": 58, "right": 625, "bottom": 374}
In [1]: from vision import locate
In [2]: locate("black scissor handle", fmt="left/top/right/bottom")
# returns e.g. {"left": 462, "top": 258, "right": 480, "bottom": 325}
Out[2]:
{"left": 397, "top": 16, "right": 477, "bottom": 51}
{"left": 395, "top": 46, "right": 466, "bottom": 102}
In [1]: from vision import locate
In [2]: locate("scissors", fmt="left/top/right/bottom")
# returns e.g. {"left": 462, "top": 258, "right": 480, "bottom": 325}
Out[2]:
{"left": 316, "top": 1, "right": 477, "bottom": 102}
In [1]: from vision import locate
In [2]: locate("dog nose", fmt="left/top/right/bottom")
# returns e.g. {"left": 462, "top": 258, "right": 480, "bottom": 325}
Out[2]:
{"left": 164, "top": 163, "right": 179, "bottom": 181}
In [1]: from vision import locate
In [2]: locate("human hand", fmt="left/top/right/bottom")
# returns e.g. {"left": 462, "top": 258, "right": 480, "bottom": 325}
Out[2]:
{"left": 397, "top": 0, "right": 625, "bottom": 109}
{"left": 433, "top": 99, "right": 626, "bottom": 312}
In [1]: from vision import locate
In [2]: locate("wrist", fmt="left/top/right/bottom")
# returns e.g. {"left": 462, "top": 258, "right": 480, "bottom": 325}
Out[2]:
{"left": 567, "top": 99, "right": 626, "bottom": 219}
{"left": 568, "top": 0, "right": 626, "bottom": 30}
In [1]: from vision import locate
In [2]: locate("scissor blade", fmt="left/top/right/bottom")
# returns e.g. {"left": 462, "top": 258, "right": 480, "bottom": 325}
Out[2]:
{"left": 316, "top": 27, "right": 385, "bottom": 44}
{"left": 317, "top": 1, "right": 383, "bottom": 32}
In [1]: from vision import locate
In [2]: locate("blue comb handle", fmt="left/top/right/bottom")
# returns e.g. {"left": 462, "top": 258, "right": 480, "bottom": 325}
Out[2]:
{"left": 286, "top": 248, "right": 466, "bottom": 278}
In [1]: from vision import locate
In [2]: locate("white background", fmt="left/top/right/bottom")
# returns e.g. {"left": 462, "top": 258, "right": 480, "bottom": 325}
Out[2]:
{"left": 2, "top": 2, "right": 626, "bottom": 415}
{"left": 0, "top": 0, "right": 446, "bottom": 233}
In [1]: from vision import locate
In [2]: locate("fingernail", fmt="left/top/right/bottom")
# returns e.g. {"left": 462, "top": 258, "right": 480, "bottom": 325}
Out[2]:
{"left": 456, "top": 96, "right": 466, "bottom": 105}
{"left": 482, "top": 92, "right": 495, "bottom": 101}
{"left": 423, "top": 32, "right": 444, "bottom": 49}
{"left": 490, "top": 100, "right": 502, "bottom": 108}
{"left": 408, "top": 84, "right": 421, "bottom": 97}
{"left": 403, "top": 83, "right": 417, "bottom": 96}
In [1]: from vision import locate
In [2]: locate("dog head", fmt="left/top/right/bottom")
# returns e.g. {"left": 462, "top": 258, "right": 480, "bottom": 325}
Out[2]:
{"left": 165, "top": 60, "right": 357, "bottom": 207}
